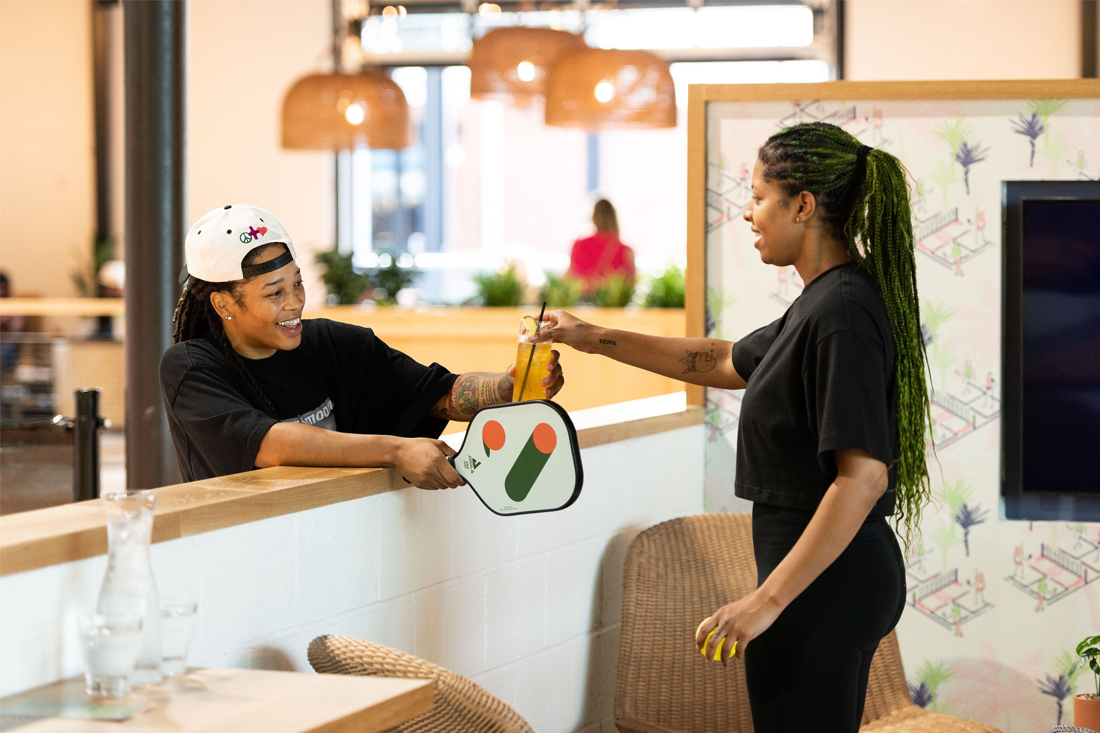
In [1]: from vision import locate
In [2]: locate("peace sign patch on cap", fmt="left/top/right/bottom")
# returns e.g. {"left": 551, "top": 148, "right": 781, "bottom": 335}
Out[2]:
{"left": 180, "top": 204, "right": 296, "bottom": 284}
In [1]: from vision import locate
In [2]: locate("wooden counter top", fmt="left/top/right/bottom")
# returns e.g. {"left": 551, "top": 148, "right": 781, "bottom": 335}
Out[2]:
{"left": 0, "top": 298, "right": 125, "bottom": 317}
{"left": 0, "top": 395, "right": 702, "bottom": 577}
{"left": 0, "top": 668, "right": 433, "bottom": 733}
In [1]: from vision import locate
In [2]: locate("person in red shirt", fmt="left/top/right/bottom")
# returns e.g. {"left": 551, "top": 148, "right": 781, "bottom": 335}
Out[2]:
{"left": 566, "top": 199, "right": 636, "bottom": 293}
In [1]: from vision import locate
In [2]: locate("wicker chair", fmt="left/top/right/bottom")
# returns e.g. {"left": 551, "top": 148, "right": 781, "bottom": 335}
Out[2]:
{"left": 614, "top": 513, "right": 1002, "bottom": 733}
{"left": 308, "top": 635, "right": 534, "bottom": 733}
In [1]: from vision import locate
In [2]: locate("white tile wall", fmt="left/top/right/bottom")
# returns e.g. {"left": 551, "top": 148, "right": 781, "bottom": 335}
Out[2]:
{"left": 295, "top": 498, "right": 381, "bottom": 624}
{"left": 196, "top": 514, "right": 297, "bottom": 658}
{"left": 0, "top": 423, "right": 705, "bottom": 732}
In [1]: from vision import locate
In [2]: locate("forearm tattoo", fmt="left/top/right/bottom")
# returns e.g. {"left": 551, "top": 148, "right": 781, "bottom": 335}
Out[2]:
{"left": 497, "top": 373, "right": 514, "bottom": 402}
{"left": 430, "top": 372, "right": 516, "bottom": 421}
{"left": 680, "top": 346, "right": 717, "bottom": 374}
{"left": 599, "top": 338, "right": 617, "bottom": 346}
{"left": 455, "top": 375, "right": 480, "bottom": 415}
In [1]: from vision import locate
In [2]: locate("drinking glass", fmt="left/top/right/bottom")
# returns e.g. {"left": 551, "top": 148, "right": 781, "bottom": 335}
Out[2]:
{"left": 159, "top": 601, "right": 198, "bottom": 677}
{"left": 514, "top": 318, "right": 553, "bottom": 402}
{"left": 77, "top": 614, "right": 143, "bottom": 698}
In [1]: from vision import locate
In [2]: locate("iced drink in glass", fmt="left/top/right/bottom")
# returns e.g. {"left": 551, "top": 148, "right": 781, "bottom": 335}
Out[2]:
{"left": 514, "top": 316, "right": 552, "bottom": 402}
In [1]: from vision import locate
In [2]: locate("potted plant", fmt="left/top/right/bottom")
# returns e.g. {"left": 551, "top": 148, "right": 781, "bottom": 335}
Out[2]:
{"left": 473, "top": 263, "right": 526, "bottom": 306}
{"left": 592, "top": 274, "right": 636, "bottom": 308}
{"left": 1073, "top": 635, "right": 1100, "bottom": 730}
{"left": 539, "top": 273, "right": 583, "bottom": 309}
{"left": 315, "top": 245, "right": 371, "bottom": 305}
{"left": 644, "top": 264, "right": 685, "bottom": 308}
{"left": 366, "top": 256, "right": 421, "bottom": 306}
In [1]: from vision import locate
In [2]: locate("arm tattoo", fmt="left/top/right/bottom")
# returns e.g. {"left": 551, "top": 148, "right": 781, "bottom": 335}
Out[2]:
{"left": 479, "top": 378, "right": 498, "bottom": 407}
{"left": 432, "top": 372, "right": 515, "bottom": 421}
{"left": 497, "top": 374, "right": 514, "bottom": 402}
{"left": 455, "top": 375, "right": 480, "bottom": 415}
{"left": 680, "top": 348, "right": 717, "bottom": 374}
{"left": 575, "top": 323, "right": 584, "bottom": 328}
{"left": 599, "top": 338, "right": 617, "bottom": 346}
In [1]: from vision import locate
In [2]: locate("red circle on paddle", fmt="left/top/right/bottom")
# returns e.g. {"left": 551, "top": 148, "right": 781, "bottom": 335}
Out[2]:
{"left": 532, "top": 423, "right": 557, "bottom": 454}
{"left": 483, "top": 420, "right": 506, "bottom": 451}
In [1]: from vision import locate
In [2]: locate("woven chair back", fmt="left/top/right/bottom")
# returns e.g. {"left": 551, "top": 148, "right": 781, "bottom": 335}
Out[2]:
{"left": 614, "top": 513, "right": 913, "bottom": 733}
{"left": 308, "top": 635, "right": 534, "bottom": 733}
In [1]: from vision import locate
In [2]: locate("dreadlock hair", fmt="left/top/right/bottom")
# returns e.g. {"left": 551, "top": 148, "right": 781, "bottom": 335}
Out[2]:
{"left": 758, "top": 121, "right": 934, "bottom": 548}
{"left": 170, "top": 243, "right": 285, "bottom": 418}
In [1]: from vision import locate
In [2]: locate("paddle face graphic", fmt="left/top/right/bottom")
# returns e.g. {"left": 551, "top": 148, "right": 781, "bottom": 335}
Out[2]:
{"left": 449, "top": 401, "right": 583, "bottom": 516}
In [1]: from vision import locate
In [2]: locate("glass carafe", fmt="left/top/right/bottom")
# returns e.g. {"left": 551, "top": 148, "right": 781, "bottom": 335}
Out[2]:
{"left": 97, "top": 491, "right": 162, "bottom": 686}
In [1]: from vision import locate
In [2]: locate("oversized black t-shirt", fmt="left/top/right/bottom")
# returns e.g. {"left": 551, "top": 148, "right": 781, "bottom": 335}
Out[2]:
{"left": 159, "top": 318, "right": 457, "bottom": 482}
{"left": 731, "top": 262, "right": 898, "bottom": 516}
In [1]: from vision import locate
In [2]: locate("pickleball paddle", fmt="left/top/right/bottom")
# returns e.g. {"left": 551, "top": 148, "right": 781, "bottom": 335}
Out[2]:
{"left": 448, "top": 400, "right": 583, "bottom": 516}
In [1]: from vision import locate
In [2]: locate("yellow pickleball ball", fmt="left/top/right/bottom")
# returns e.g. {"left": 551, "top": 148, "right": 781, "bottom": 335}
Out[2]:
{"left": 695, "top": 617, "right": 736, "bottom": 662}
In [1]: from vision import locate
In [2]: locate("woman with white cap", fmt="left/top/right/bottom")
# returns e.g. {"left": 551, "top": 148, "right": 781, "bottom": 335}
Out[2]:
{"left": 160, "top": 204, "right": 564, "bottom": 487}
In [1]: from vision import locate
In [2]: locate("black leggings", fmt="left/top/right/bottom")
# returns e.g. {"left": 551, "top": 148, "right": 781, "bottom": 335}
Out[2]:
{"left": 744, "top": 503, "right": 906, "bottom": 733}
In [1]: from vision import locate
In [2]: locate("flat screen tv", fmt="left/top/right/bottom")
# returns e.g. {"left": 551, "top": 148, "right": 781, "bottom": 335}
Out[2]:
{"left": 1003, "top": 180, "right": 1100, "bottom": 521}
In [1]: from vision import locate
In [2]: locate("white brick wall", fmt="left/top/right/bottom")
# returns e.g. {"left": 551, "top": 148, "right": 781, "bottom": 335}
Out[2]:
{"left": 0, "top": 424, "right": 704, "bottom": 732}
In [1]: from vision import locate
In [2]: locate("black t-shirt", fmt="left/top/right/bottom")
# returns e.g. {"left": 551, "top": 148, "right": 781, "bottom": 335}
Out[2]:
{"left": 731, "top": 261, "right": 898, "bottom": 516}
{"left": 159, "top": 318, "right": 457, "bottom": 482}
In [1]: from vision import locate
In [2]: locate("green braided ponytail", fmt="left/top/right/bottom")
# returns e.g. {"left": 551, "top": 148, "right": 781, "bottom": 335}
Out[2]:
{"left": 758, "top": 121, "right": 934, "bottom": 548}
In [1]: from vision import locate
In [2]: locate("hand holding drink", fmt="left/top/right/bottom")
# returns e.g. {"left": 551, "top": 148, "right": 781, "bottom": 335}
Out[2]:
{"left": 525, "top": 310, "right": 600, "bottom": 354}
{"left": 515, "top": 315, "right": 561, "bottom": 402}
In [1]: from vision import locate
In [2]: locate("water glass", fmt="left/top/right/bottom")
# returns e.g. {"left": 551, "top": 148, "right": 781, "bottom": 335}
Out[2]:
{"left": 160, "top": 601, "right": 198, "bottom": 677}
{"left": 78, "top": 614, "right": 143, "bottom": 697}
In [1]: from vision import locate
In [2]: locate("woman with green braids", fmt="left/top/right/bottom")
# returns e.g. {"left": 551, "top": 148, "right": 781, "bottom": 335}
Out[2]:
{"left": 530, "top": 121, "right": 930, "bottom": 731}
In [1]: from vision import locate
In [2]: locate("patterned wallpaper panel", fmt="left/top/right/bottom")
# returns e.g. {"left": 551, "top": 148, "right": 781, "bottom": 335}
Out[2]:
{"left": 703, "top": 97, "right": 1100, "bottom": 731}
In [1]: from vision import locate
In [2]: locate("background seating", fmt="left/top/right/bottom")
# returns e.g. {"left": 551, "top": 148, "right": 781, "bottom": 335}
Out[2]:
{"left": 614, "top": 513, "right": 1002, "bottom": 733}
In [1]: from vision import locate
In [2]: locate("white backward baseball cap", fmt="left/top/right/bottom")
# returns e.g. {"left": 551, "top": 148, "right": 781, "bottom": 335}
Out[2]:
{"left": 180, "top": 204, "right": 297, "bottom": 284}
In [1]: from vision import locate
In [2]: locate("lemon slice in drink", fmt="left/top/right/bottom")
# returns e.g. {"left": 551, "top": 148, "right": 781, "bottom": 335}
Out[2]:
{"left": 522, "top": 315, "right": 539, "bottom": 334}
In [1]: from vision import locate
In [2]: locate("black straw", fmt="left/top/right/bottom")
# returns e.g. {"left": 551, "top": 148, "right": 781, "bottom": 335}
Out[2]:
{"left": 517, "top": 301, "right": 548, "bottom": 401}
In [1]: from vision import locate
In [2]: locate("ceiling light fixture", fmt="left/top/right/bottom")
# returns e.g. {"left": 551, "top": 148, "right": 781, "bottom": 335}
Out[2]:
{"left": 545, "top": 48, "right": 676, "bottom": 129}
{"left": 469, "top": 27, "right": 586, "bottom": 102}
{"left": 281, "top": 72, "right": 410, "bottom": 150}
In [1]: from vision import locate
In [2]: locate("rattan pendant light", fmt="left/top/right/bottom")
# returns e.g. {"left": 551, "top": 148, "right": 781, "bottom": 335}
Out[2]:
{"left": 469, "top": 27, "right": 587, "bottom": 102}
{"left": 544, "top": 48, "right": 676, "bottom": 129}
{"left": 282, "top": 71, "right": 410, "bottom": 150}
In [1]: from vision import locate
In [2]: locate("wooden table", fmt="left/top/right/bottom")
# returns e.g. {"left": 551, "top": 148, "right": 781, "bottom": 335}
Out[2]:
{"left": 0, "top": 668, "right": 434, "bottom": 733}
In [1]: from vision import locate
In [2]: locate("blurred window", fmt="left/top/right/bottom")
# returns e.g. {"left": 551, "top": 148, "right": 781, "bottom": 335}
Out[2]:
{"left": 340, "top": 6, "right": 830, "bottom": 304}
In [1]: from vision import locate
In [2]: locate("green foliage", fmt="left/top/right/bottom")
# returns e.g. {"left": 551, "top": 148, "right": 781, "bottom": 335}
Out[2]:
{"left": 930, "top": 160, "right": 960, "bottom": 211}
{"left": 474, "top": 263, "right": 526, "bottom": 306}
{"left": 540, "top": 273, "right": 583, "bottom": 309}
{"left": 593, "top": 274, "right": 636, "bottom": 308}
{"left": 928, "top": 341, "right": 959, "bottom": 393}
{"left": 706, "top": 286, "right": 738, "bottom": 337}
{"left": 72, "top": 235, "right": 117, "bottom": 297}
{"left": 928, "top": 519, "right": 959, "bottom": 572}
{"left": 366, "top": 258, "right": 420, "bottom": 306}
{"left": 937, "top": 479, "right": 972, "bottom": 516}
{"left": 1072, "top": 635, "right": 1100, "bottom": 697}
{"left": 1056, "top": 649, "right": 1084, "bottom": 690}
{"left": 644, "top": 265, "right": 685, "bottom": 308}
{"left": 921, "top": 299, "right": 955, "bottom": 340}
{"left": 934, "top": 118, "right": 973, "bottom": 163}
{"left": 915, "top": 659, "right": 955, "bottom": 713}
{"left": 315, "top": 245, "right": 370, "bottom": 305}
{"left": 1027, "top": 98, "right": 1068, "bottom": 124}
{"left": 1038, "top": 131, "right": 1071, "bottom": 177}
